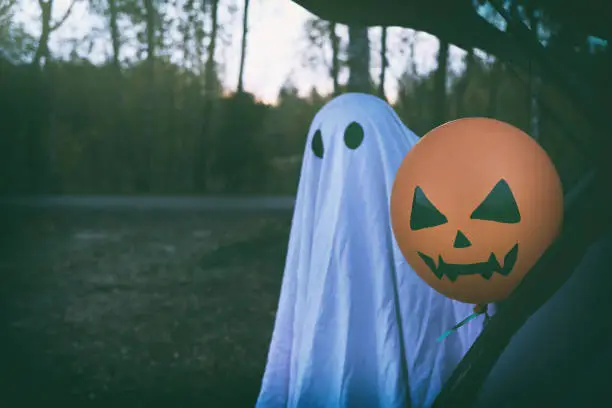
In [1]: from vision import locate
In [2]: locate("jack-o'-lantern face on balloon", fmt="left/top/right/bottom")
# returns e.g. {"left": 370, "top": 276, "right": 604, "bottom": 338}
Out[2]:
{"left": 391, "top": 118, "right": 563, "bottom": 305}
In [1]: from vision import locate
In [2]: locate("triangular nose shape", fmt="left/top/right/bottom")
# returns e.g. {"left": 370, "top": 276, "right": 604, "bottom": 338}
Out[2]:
{"left": 453, "top": 230, "right": 472, "bottom": 248}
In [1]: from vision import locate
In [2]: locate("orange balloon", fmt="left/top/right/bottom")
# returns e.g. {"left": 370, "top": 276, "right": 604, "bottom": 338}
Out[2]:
{"left": 390, "top": 118, "right": 563, "bottom": 304}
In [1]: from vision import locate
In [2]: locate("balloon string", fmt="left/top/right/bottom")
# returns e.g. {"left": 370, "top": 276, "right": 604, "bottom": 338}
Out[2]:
{"left": 437, "top": 304, "right": 489, "bottom": 342}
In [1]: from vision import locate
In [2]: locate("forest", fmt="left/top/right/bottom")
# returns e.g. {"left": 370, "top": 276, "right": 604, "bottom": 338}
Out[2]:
{"left": 0, "top": 0, "right": 607, "bottom": 196}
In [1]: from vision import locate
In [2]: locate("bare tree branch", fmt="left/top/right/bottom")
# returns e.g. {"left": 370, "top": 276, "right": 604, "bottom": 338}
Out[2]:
{"left": 50, "top": 0, "right": 77, "bottom": 32}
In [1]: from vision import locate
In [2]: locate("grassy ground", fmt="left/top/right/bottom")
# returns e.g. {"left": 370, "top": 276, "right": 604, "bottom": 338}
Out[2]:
{"left": 0, "top": 208, "right": 292, "bottom": 408}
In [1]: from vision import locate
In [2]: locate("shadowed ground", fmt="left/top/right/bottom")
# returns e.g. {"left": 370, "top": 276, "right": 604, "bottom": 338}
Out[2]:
{"left": 0, "top": 208, "right": 292, "bottom": 407}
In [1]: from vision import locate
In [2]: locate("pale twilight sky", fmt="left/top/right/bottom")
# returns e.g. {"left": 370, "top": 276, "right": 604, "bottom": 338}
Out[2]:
{"left": 15, "top": 0, "right": 469, "bottom": 104}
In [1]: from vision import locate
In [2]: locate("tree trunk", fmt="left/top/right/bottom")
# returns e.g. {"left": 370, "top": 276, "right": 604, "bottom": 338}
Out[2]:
{"left": 529, "top": 66, "right": 541, "bottom": 140}
{"left": 28, "top": 0, "right": 75, "bottom": 192}
{"left": 409, "top": 32, "right": 418, "bottom": 76}
{"left": 347, "top": 25, "right": 371, "bottom": 93}
{"left": 378, "top": 26, "right": 388, "bottom": 100}
{"left": 32, "top": 0, "right": 52, "bottom": 67}
{"left": 434, "top": 38, "right": 449, "bottom": 126}
{"left": 487, "top": 59, "right": 502, "bottom": 118}
{"left": 179, "top": 0, "right": 193, "bottom": 63}
{"left": 527, "top": 8, "right": 541, "bottom": 141}
{"left": 196, "top": 0, "right": 220, "bottom": 192}
{"left": 407, "top": 32, "right": 420, "bottom": 120}
{"left": 456, "top": 48, "right": 474, "bottom": 117}
{"left": 28, "top": 0, "right": 54, "bottom": 192}
{"left": 329, "top": 21, "right": 340, "bottom": 96}
{"left": 205, "top": 0, "right": 219, "bottom": 95}
{"left": 33, "top": 0, "right": 75, "bottom": 67}
{"left": 139, "top": 0, "right": 156, "bottom": 192}
{"left": 107, "top": 0, "right": 127, "bottom": 189}
{"left": 237, "top": 0, "right": 250, "bottom": 93}
{"left": 144, "top": 0, "right": 155, "bottom": 74}
{"left": 108, "top": 0, "right": 121, "bottom": 74}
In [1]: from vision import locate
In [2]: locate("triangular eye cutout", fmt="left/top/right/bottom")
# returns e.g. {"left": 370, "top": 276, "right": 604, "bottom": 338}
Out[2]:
{"left": 470, "top": 179, "right": 521, "bottom": 223}
{"left": 410, "top": 186, "right": 448, "bottom": 230}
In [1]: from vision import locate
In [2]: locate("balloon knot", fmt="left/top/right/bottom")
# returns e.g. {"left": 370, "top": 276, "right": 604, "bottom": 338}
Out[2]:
{"left": 473, "top": 303, "right": 488, "bottom": 314}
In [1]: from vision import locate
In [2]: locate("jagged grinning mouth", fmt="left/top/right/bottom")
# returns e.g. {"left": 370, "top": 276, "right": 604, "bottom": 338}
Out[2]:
{"left": 417, "top": 243, "right": 519, "bottom": 282}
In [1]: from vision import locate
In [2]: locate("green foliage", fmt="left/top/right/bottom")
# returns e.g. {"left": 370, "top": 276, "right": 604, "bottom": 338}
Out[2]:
{"left": 0, "top": 0, "right": 14, "bottom": 33}
{"left": 394, "top": 50, "right": 599, "bottom": 192}
{"left": 0, "top": 47, "right": 600, "bottom": 196}
{"left": 210, "top": 92, "right": 271, "bottom": 193}
{"left": 0, "top": 56, "right": 315, "bottom": 195}
{"left": 0, "top": 0, "right": 36, "bottom": 63}
{"left": 0, "top": 0, "right": 604, "bottom": 196}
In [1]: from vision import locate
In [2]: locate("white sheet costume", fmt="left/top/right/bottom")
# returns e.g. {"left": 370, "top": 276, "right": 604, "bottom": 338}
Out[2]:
{"left": 256, "top": 93, "right": 484, "bottom": 408}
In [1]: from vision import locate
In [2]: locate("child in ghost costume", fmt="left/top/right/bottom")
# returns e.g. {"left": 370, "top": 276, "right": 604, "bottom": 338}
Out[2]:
{"left": 256, "top": 93, "right": 484, "bottom": 408}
